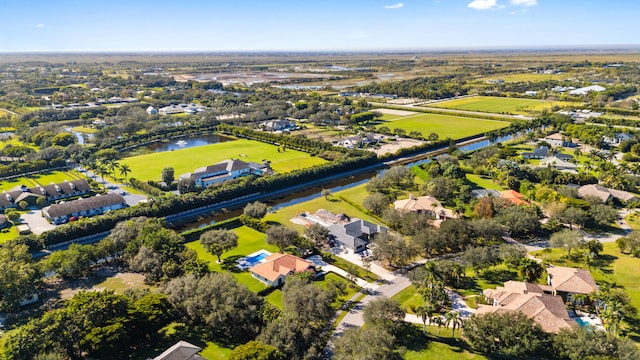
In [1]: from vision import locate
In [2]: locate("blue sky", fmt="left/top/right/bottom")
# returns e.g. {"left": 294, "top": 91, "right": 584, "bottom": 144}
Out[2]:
{"left": 0, "top": 0, "right": 637, "bottom": 52}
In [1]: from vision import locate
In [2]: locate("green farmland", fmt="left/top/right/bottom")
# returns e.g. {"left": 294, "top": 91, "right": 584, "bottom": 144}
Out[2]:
{"left": 375, "top": 113, "right": 508, "bottom": 140}
{"left": 476, "top": 73, "right": 572, "bottom": 83}
{"left": 120, "top": 139, "right": 327, "bottom": 182}
{"left": 429, "top": 96, "right": 578, "bottom": 114}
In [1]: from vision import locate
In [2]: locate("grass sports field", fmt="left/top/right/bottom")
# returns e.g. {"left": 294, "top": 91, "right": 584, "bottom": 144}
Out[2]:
{"left": 120, "top": 139, "right": 327, "bottom": 181}
{"left": 429, "top": 96, "right": 578, "bottom": 114}
{"left": 375, "top": 113, "right": 508, "bottom": 140}
{"left": 0, "top": 170, "right": 86, "bottom": 192}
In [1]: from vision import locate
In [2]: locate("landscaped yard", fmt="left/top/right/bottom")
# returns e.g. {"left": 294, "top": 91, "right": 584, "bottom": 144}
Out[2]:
{"left": 374, "top": 113, "right": 509, "bottom": 140}
{"left": 429, "top": 96, "right": 578, "bottom": 115}
{"left": 186, "top": 226, "right": 279, "bottom": 293}
{"left": 465, "top": 174, "right": 505, "bottom": 191}
{"left": 532, "top": 242, "right": 640, "bottom": 314}
{"left": 120, "top": 139, "right": 327, "bottom": 181}
{"left": 0, "top": 226, "right": 20, "bottom": 244}
{"left": 391, "top": 285, "right": 423, "bottom": 313}
{"left": 0, "top": 170, "right": 86, "bottom": 192}
{"left": 264, "top": 183, "right": 379, "bottom": 233}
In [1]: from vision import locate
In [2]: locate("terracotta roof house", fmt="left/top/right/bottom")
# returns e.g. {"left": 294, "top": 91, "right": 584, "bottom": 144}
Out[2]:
{"left": 153, "top": 340, "right": 205, "bottom": 360}
{"left": 577, "top": 184, "right": 639, "bottom": 204}
{"left": 250, "top": 253, "right": 316, "bottom": 286}
{"left": 478, "top": 280, "right": 576, "bottom": 333}
{"left": 393, "top": 195, "right": 456, "bottom": 220}
{"left": 179, "top": 159, "right": 271, "bottom": 188}
{"left": 0, "top": 179, "right": 90, "bottom": 211}
{"left": 327, "top": 218, "right": 388, "bottom": 253}
{"left": 500, "top": 190, "right": 529, "bottom": 206}
{"left": 546, "top": 266, "right": 599, "bottom": 303}
{"left": 42, "top": 193, "right": 127, "bottom": 225}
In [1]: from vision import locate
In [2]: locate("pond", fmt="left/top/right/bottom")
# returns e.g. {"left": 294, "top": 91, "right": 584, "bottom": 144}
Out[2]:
{"left": 144, "top": 134, "right": 233, "bottom": 153}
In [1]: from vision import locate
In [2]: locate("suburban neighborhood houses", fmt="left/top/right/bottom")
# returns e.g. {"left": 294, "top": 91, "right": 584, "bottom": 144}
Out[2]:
{"left": 42, "top": 193, "right": 128, "bottom": 225}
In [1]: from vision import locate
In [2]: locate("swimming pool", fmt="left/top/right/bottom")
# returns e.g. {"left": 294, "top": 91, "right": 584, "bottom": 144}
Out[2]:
{"left": 237, "top": 250, "right": 272, "bottom": 270}
{"left": 574, "top": 315, "right": 604, "bottom": 331}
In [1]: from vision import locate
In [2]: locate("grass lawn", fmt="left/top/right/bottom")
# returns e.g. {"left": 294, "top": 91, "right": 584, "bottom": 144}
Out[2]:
{"left": 121, "top": 139, "right": 326, "bottom": 181}
{"left": 0, "top": 226, "right": 20, "bottom": 244}
{"left": 94, "top": 273, "right": 151, "bottom": 294}
{"left": 0, "top": 170, "right": 86, "bottom": 192}
{"left": 186, "top": 226, "right": 279, "bottom": 293}
{"left": 200, "top": 342, "right": 233, "bottom": 360}
{"left": 465, "top": 174, "right": 505, "bottom": 191}
{"left": 430, "top": 96, "right": 578, "bottom": 115}
{"left": 71, "top": 126, "right": 98, "bottom": 134}
{"left": 391, "top": 285, "right": 423, "bottom": 313}
{"left": 374, "top": 113, "right": 508, "bottom": 140}
{"left": 402, "top": 325, "right": 486, "bottom": 360}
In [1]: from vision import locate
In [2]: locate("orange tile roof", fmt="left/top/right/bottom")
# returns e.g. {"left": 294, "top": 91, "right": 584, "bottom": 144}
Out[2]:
{"left": 500, "top": 190, "right": 529, "bottom": 206}
{"left": 249, "top": 253, "right": 313, "bottom": 282}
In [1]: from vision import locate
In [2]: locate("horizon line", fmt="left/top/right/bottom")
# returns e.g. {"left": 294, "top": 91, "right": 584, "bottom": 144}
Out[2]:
{"left": 1, "top": 44, "right": 640, "bottom": 55}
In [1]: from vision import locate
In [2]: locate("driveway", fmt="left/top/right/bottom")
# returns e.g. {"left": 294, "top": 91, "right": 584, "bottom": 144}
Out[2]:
{"left": 20, "top": 209, "right": 55, "bottom": 235}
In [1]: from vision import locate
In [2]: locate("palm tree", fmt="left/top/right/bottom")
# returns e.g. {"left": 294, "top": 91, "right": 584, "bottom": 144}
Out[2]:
{"left": 413, "top": 303, "right": 435, "bottom": 335}
{"left": 601, "top": 302, "right": 623, "bottom": 336}
{"left": 519, "top": 258, "right": 544, "bottom": 282}
{"left": 450, "top": 263, "right": 465, "bottom": 287}
{"left": 445, "top": 311, "right": 463, "bottom": 338}
{"left": 96, "top": 164, "right": 107, "bottom": 184}
{"left": 118, "top": 163, "right": 131, "bottom": 184}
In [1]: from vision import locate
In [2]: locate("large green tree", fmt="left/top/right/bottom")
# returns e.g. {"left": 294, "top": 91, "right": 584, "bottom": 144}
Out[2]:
{"left": 200, "top": 229, "right": 238, "bottom": 262}
{"left": 0, "top": 242, "right": 38, "bottom": 312}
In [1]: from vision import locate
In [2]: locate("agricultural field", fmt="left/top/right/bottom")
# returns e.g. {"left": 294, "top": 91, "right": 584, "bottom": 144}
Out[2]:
{"left": 429, "top": 96, "right": 579, "bottom": 114}
{"left": 374, "top": 113, "right": 509, "bottom": 140}
{"left": 120, "top": 139, "right": 327, "bottom": 182}
{"left": 0, "top": 170, "right": 86, "bottom": 192}
{"left": 476, "top": 72, "right": 572, "bottom": 83}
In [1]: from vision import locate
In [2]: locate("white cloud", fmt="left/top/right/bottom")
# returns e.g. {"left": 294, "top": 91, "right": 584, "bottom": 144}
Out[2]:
{"left": 350, "top": 30, "right": 368, "bottom": 39}
{"left": 510, "top": 0, "right": 537, "bottom": 6}
{"left": 468, "top": 0, "right": 498, "bottom": 10}
{"left": 384, "top": 3, "right": 404, "bottom": 9}
{"left": 31, "top": 24, "right": 45, "bottom": 28}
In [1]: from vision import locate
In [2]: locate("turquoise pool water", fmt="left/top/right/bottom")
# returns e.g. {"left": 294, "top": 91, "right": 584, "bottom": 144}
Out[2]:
{"left": 244, "top": 252, "right": 269, "bottom": 267}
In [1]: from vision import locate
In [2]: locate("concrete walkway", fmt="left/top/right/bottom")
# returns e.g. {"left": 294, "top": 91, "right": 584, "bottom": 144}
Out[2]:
{"left": 306, "top": 255, "right": 375, "bottom": 290}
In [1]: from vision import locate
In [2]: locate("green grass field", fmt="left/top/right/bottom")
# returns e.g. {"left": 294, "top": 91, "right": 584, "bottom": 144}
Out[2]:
{"left": 374, "top": 113, "right": 508, "bottom": 140}
{"left": 430, "top": 96, "right": 578, "bottom": 114}
{"left": 121, "top": 139, "right": 327, "bottom": 181}
{"left": 403, "top": 326, "right": 487, "bottom": 360}
{"left": 465, "top": 174, "right": 505, "bottom": 191}
{"left": 0, "top": 170, "right": 86, "bottom": 192}
{"left": 391, "top": 285, "right": 423, "bottom": 313}
{"left": 71, "top": 126, "right": 98, "bottom": 134}
{"left": 0, "top": 226, "right": 20, "bottom": 244}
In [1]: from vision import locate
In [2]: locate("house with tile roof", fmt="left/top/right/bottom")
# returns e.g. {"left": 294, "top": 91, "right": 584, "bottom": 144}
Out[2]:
{"left": 577, "top": 184, "right": 639, "bottom": 204}
{"left": 544, "top": 133, "right": 577, "bottom": 148}
{"left": 546, "top": 266, "right": 599, "bottom": 303}
{"left": 500, "top": 190, "right": 529, "bottom": 206}
{"left": 249, "top": 253, "right": 316, "bottom": 286}
{"left": 477, "top": 280, "right": 577, "bottom": 333}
